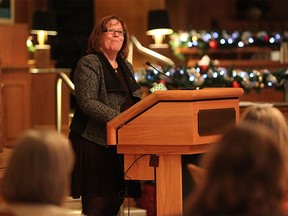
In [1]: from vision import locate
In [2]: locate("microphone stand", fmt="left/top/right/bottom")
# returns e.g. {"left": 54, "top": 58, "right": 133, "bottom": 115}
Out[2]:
{"left": 146, "top": 61, "right": 199, "bottom": 90}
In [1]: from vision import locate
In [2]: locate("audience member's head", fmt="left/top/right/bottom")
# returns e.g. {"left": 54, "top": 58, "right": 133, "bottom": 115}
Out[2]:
{"left": 1, "top": 130, "right": 74, "bottom": 206}
{"left": 240, "top": 104, "right": 288, "bottom": 163}
{"left": 185, "top": 123, "right": 287, "bottom": 215}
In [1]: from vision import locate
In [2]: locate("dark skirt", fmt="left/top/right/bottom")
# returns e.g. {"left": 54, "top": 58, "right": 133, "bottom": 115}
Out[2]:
{"left": 69, "top": 131, "right": 126, "bottom": 198}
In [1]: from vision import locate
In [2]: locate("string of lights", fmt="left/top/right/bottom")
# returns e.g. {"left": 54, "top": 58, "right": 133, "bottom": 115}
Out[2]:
{"left": 169, "top": 30, "right": 288, "bottom": 60}
{"left": 135, "top": 63, "right": 288, "bottom": 93}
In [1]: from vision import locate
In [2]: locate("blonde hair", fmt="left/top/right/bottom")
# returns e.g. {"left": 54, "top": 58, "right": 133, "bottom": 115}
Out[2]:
{"left": 240, "top": 104, "right": 288, "bottom": 164}
{"left": 1, "top": 130, "right": 74, "bottom": 206}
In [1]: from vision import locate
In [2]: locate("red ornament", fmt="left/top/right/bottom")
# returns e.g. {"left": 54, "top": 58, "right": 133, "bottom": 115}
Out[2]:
{"left": 232, "top": 81, "right": 240, "bottom": 88}
{"left": 199, "top": 65, "right": 209, "bottom": 74}
{"left": 209, "top": 40, "right": 218, "bottom": 49}
{"left": 159, "top": 79, "right": 166, "bottom": 86}
{"left": 263, "top": 35, "right": 270, "bottom": 42}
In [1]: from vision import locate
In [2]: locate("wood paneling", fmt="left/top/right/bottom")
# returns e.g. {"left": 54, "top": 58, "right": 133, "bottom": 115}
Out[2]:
{"left": 0, "top": 58, "right": 2, "bottom": 152}
{"left": 166, "top": 0, "right": 236, "bottom": 30}
{"left": 0, "top": 24, "right": 29, "bottom": 68}
{"left": 30, "top": 71, "right": 71, "bottom": 135}
{"left": 0, "top": 24, "right": 70, "bottom": 147}
{"left": 0, "top": 24, "right": 30, "bottom": 147}
{"left": 1, "top": 68, "right": 31, "bottom": 147}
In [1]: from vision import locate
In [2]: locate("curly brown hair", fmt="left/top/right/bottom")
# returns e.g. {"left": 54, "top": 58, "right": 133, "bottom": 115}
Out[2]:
{"left": 87, "top": 15, "right": 130, "bottom": 59}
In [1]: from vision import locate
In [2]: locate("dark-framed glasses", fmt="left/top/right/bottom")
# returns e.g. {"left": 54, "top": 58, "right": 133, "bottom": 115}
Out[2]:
{"left": 104, "top": 28, "right": 125, "bottom": 36}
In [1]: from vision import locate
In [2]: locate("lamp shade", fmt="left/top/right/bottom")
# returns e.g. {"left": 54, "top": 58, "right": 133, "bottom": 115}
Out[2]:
{"left": 31, "top": 10, "right": 57, "bottom": 36}
{"left": 146, "top": 9, "right": 173, "bottom": 35}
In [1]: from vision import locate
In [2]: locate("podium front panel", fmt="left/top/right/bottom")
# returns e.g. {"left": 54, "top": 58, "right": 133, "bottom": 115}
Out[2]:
{"left": 117, "top": 98, "right": 239, "bottom": 151}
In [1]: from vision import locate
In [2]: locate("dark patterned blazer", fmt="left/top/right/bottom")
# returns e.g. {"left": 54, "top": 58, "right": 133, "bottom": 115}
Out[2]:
{"left": 69, "top": 53, "right": 141, "bottom": 146}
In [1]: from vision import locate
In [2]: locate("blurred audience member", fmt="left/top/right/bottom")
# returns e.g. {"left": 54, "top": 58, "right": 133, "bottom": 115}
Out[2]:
{"left": 240, "top": 104, "right": 288, "bottom": 214}
{"left": 184, "top": 123, "right": 287, "bottom": 215}
{"left": 0, "top": 130, "right": 77, "bottom": 216}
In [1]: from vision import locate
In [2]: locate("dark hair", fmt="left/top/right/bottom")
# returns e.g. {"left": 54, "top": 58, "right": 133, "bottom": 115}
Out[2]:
{"left": 87, "top": 15, "right": 130, "bottom": 59}
{"left": 185, "top": 123, "right": 287, "bottom": 215}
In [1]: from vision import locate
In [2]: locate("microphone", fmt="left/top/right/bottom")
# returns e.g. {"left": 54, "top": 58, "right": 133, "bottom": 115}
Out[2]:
{"left": 145, "top": 61, "right": 198, "bottom": 90}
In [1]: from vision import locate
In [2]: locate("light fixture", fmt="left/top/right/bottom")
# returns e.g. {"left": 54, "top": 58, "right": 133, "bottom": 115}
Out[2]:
{"left": 146, "top": 9, "right": 173, "bottom": 49}
{"left": 31, "top": 10, "right": 57, "bottom": 68}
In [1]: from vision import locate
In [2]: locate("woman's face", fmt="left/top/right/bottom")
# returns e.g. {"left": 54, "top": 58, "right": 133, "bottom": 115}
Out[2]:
{"left": 100, "top": 19, "right": 124, "bottom": 56}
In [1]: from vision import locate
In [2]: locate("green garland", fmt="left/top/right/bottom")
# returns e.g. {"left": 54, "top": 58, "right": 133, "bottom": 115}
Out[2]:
{"left": 136, "top": 63, "right": 288, "bottom": 93}
{"left": 169, "top": 30, "right": 287, "bottom": 60}
{"left": 137, "top": 30, "right": 288, "bottom": 93}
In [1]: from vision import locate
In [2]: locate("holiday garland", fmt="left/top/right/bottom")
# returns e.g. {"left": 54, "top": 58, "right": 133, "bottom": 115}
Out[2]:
{"left": 169, "top": 30, "right": 288, "bottom": 60}
{"left": 134, "top": 29, "right": 288, "bottom": 93}
{"left": 135, "top": 63, "right": 288, "bottom": 93}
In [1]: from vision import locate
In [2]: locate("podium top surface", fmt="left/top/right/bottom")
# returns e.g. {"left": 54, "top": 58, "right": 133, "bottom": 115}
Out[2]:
{"left": 141, "top": 88, "right": 243, "bottom": 101}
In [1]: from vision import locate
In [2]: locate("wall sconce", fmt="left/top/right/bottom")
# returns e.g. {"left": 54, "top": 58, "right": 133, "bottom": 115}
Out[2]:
{"left": 31, "top": 10, "right": 57, "bottom": 68}
{"left": 146, "top": 9, "right": 173, "bottom": 49}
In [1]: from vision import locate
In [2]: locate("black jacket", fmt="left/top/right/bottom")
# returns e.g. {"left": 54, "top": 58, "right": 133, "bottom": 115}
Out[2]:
{"left": 70, "top": 53, "right": 141, "bottom": 146}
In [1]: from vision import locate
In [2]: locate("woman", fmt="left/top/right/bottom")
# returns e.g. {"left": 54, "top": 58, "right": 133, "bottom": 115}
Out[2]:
{"left": 69, "top": 15, "right": 141, "bottom": 215}
{"left": 185, "top": 123, "right": 287, "bottom": 215}
{"left": 240, "top": 104, "right": 288, "bottom": 164}
{"left": 0, "top": 130, "right": 75, "bottom": 216}
{"left": 240, "top": 104, "right": 288, "bottom": 215}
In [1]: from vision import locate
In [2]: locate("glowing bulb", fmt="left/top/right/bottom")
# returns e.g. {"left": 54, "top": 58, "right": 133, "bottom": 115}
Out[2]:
{"left": 220, "top": 39, "right": 226, "bottom": 44}
{"left": 248, "top": 38, "right": 254, "bottom": 43}
{"left": 269, "top": 37, "right": 275, "bottom": 43}
{"left": 238, "top": 41, "right": 244, "bottom": 47}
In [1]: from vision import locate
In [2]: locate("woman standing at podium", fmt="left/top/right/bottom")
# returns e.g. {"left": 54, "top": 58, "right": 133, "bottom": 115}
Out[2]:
{"left": 69, "top": 15, "right": 141, "bottom": 215}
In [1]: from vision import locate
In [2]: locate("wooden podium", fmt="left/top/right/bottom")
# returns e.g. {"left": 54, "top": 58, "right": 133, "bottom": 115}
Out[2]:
{"left": 107, "top": 88, "right": 243, "bottom": 216}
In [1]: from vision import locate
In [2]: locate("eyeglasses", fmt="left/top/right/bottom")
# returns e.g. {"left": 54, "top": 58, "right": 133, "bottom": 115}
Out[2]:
{"left": 104, "top": 28, "right": 125, "bottom": 36}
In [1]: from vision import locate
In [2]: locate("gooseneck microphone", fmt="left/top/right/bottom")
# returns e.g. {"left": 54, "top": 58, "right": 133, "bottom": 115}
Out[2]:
{"left": 146, "top": 61, "right": 198, "bottom": 90}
